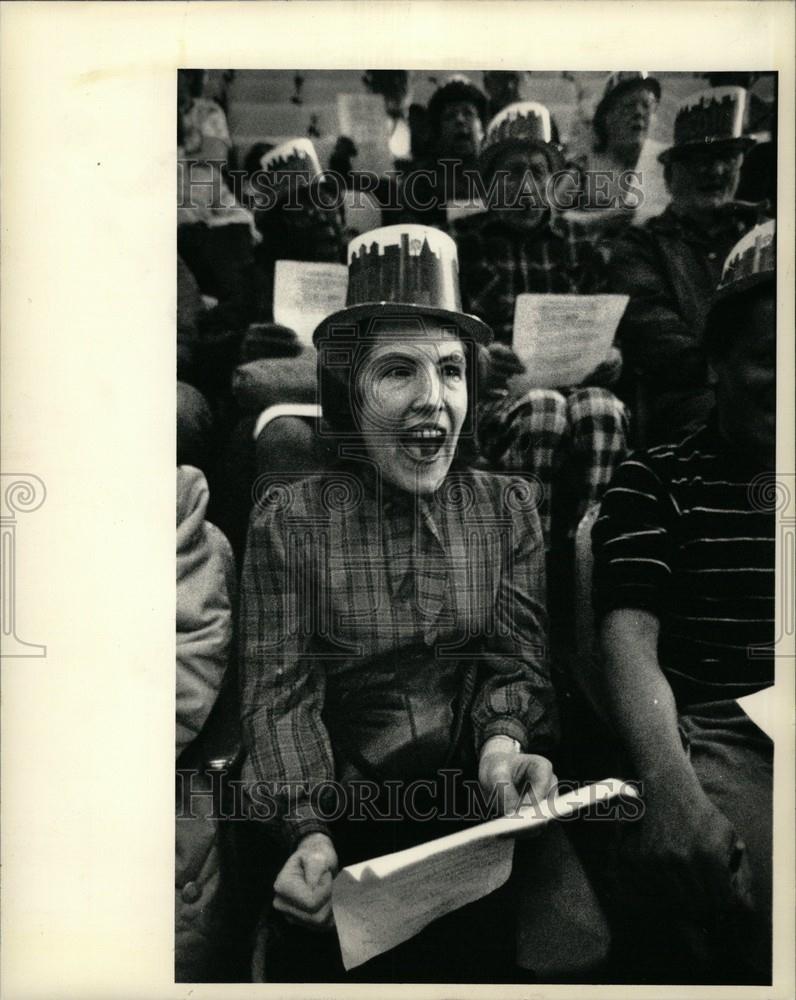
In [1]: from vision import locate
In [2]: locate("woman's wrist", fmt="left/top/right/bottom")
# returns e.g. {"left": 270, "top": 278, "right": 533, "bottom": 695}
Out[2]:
{"left": 480, "top": 734, "right": 521, "bottom": 759}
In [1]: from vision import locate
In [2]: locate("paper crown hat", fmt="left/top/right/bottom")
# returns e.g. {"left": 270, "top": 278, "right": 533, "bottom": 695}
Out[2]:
{"left": 593, "top": 71, "right": 660, "bottom": 131}
{"left": 712, "top": 219, "right": 775, "bottom": 305}
{"left": 480, "top": 101, "right": 562, "bottom": 174}
{"left": 312, "top": 224, "right": 492, "bottom": 345}
{"left": 259, "top": 137, "right": 323, "bottom": 195}
{"left": 660, "top": 86, "right": 755, "bottom": 162}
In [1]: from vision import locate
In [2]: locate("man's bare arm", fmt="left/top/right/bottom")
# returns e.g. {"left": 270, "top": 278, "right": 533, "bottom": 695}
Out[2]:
{"left": 600, "top": 607, "right": 753, "bottom": 912}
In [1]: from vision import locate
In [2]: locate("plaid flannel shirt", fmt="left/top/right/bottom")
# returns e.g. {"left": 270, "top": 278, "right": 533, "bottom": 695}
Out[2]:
{"left": 239, "top": 464, "right": 554, "bottom": 849}
{"left": 454, "top": 210, "right": 608, "bottom": 344}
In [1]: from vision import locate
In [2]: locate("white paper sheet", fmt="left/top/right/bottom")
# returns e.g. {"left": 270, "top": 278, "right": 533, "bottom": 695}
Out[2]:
{"left": 332, "top": 778, "right": 634, "bottom": 970}
{"left": 512, "top": 293, "right": 628, "bottom": 389}
{"left": 737, "top": 685, "right": 777, "bottom": 740}
{"left": 273, "top": 260, "right": 348, "bottom": 347}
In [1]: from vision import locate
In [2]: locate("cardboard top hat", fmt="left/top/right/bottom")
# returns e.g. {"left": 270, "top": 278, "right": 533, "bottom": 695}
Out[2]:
{"left": 259, "top": 137, "right": 324, "bottom": 198}
{"left": 593, "top": 70, "right": 661, "bottom": 132}
{"left": 480, "top": 101, "right": 563, "bottom": 175}
{"left": 659, "top": 86, "right": 756, "bottom": 163}
{"left": 712, "top": 219, "right": 775, "bottom": 306}
{"left": 312, "top": 224, "right": 492, "bottom": 345}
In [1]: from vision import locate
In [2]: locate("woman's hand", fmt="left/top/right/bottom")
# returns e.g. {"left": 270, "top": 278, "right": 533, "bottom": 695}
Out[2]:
{"left": 273, "top": 832, "right": 339, "bottom": 931}
{"left": 478, "top": 735, "right": 557, "bottom": 816}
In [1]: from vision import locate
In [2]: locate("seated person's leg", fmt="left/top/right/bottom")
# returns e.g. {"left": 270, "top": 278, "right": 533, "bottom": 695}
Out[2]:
{"left": 482, "top": 389, "right": 568, "bottom": 551}
{"left": 679, "top": 702, "right": 773, "bottom": 984}
{"left": 563, "top": 388, "right": 629, "bottom": 539}
{"left": 178, "top": 381, "right": 215, "bottom": 475}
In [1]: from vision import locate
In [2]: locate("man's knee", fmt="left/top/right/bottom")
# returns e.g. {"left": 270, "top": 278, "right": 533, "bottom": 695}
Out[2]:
{"left": 567, "top": 387, "right": 627, "bottom": 428}
{"left": 508, "top": 389, "right": 569, "bottom": 448}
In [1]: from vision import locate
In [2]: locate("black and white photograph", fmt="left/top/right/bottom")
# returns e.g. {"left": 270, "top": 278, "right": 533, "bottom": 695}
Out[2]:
{"left": 1, "top": 4, "right": 793, "bottom": 999}
{"left": 176, "top": 67, "right": 781, "bottom": 985}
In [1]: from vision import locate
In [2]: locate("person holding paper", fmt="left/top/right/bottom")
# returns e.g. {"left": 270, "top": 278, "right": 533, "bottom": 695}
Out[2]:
{"left": 453, "top": 101, "right": 628, "bottom": 550}
{"left": 592, "top": 223, "right": 775, "bottom": 984}
{"left": 238, "top": 225, "right": 604, "bottom": 982}
{"left": 609, "top": 85, "right": 769, "bottom": 446}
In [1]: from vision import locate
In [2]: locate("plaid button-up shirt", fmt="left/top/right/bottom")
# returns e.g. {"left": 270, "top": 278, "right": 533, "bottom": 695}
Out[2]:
{"left": 454, "top": 210, "right": 608, "bottom": 345}
{"left": 239, "top": 464, "right": 554, "bottom": 849}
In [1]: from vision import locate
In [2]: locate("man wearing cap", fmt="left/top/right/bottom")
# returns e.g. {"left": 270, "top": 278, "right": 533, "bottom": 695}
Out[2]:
{"left": 581, "top": 71, "right": 669, "bottom": 227}
{"left": 453, "top": 100, "right": 628, "bottom": 550}
{"left": 239, "top": 223, "right": 609, "bottom": 982}
{"left": 592, "top": 222, "right": 776, "bottom": 983}
{"left": 609, "top": 85, "right": 769, "bottom": 446}
{"left": 393, "top": 75, "right": 489, "bottom": 228}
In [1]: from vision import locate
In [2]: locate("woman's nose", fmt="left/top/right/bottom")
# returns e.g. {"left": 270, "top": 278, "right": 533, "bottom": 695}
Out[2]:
{"left": 413, "top": 365, "right": 444, "bottom": 410}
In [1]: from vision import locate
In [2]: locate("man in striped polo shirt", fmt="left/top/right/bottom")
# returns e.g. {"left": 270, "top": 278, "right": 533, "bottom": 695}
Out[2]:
{"left": 592, "top": 221, "right": 776, "bottom": 984}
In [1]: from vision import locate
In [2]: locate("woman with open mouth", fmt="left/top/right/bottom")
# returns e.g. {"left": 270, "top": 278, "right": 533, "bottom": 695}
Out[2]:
{"left": 238, "top": 224, "right": 606, "bottom": 982}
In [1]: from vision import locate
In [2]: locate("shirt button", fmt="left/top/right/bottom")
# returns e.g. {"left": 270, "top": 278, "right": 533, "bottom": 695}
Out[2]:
{"left": 181, "top": 881, "right": 201, "bottom": 904}
{"left": 708, "top": 252, "right": 717, "bottom": 261}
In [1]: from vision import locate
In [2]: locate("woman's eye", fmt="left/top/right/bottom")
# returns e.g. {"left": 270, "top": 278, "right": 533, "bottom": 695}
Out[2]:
{"left": 384, "top": 364, "right": 413, "bottom": 379}
{"left": 443, "top": 365, "right": 464, "bottom": 380}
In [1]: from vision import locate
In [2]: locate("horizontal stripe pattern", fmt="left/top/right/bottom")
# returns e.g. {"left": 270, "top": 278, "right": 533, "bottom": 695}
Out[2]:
{"left": 592, "top": 419, "right": 775, "bottom": 702}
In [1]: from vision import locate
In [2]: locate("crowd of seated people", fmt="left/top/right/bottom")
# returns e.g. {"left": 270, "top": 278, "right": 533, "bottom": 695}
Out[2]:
{"left": 175, "top": 69, "right": 778, "bottom": 985}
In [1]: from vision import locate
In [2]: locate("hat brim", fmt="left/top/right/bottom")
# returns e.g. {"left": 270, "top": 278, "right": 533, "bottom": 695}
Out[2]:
{"left": 658, "top": 136, "right": 756, "bottom": 164}
{"left": 313, "top": 302, "right": 493, "bottom": 346}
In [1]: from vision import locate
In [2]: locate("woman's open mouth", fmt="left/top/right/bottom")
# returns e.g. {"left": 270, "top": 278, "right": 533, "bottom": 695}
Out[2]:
{"left": 400, "top": 425, "right": 448, "bottom": 463}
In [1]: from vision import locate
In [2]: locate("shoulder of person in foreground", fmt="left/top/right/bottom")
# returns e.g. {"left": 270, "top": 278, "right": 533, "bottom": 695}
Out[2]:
{"left": 177, "top": 466, "right": 236, "bottom": 757}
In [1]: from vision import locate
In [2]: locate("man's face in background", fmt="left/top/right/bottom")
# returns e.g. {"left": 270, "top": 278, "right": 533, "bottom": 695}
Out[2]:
{"left": 437, "top": 101, "right": 484, "bottom": 161}
{"left": 279, "top": 183, "right": 347, "bottom": 263}
{"left": 603, "top": 83, "right": 658, "bottom": 149}
{"left": 667, "top": 147, "right": 744, "bottom": 216}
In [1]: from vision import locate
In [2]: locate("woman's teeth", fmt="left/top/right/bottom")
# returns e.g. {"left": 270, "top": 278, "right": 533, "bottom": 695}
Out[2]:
{"left": 402, "top": 428, "right": 446, "bottom": 461}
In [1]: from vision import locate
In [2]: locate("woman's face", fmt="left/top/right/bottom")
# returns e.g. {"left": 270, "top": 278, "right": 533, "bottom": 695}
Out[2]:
{"left": 355, "top": 324, "right": 468, "bottom": 494}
